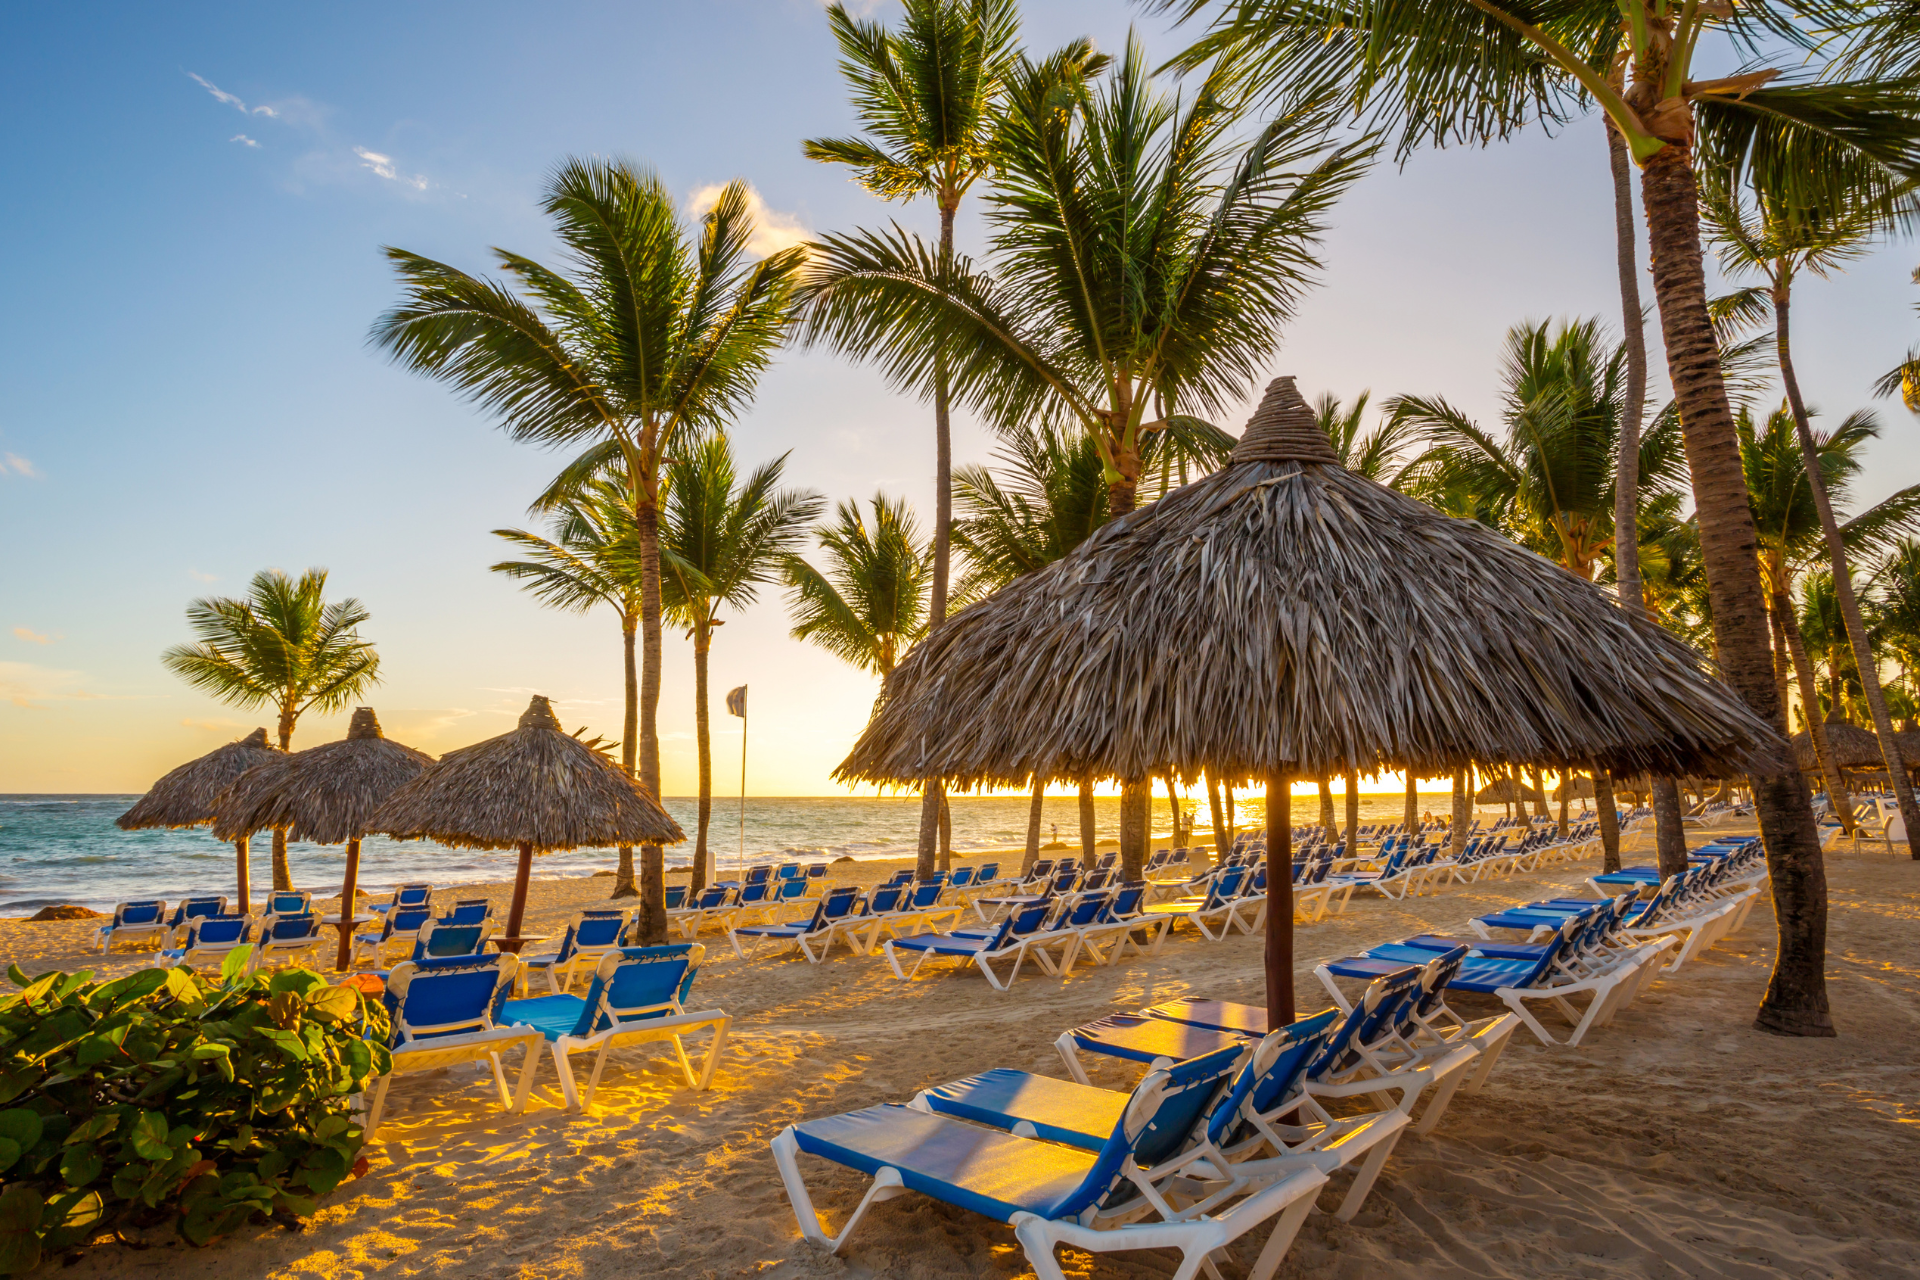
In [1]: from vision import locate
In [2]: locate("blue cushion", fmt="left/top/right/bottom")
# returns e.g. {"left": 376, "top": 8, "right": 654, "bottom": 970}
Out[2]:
{"left": 1141, "top": 998, "right": 1269, "bottom": 1037}
{"left": 921, "top": 1069, "right": 1126, "bottom": 1152}
{"left": 1067, "top": 1013, "right": 1248, "bottom": 1065}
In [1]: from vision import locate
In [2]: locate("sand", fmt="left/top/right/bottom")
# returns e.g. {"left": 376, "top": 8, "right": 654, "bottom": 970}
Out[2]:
{"left": 5, "top": 832, "right": 1917, "bottom": 1280}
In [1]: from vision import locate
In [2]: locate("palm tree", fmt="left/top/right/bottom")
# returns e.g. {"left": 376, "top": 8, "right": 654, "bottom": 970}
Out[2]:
{"left": 659, "top": 439, "right": 823, "bottom": 894}
{"left": 1871, "top": 268, "right": 1920, "bottom": 412}
{"left": 805, "top": 0, "right": 1025, "bottom": 875}
{"left": 373, "top": 160, "right": 804, "bottom": 944}
{"left": 1705, "top": 176, "right": 1920, "bottom": 855}
{"left": 1158, "top": 0, "right": 1920, "bottom": 1040}
{"left": 1314, "top": 391, "right": 1418, "bottom": 484}
{"left": 163, "top": 568, "right": 381, "bottom": 890}
{"left": 1871, "top": 541, "right": 1920, "bottom": 696}
{"left": 492, "top": 474, "right": 648, "bottom": 896}
{"left": 786, "top": 495, "right": 933, "bottom": 680}
{"left": 1391, "top": 318, "right": 1688, "bottom": 580}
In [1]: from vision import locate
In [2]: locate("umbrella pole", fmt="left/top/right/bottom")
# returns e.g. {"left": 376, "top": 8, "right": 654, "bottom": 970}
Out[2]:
{"left": 502, "top": 841, "right": 534, "bottom": 953}
{"left": 1265, "top": 771, "right": 1294, "bottom": 1029}
{"left": 335, "top": 837, "right": 362, "bottom": 971}
{"left": 234, "top": 836, "right": 251, "bottom": 916}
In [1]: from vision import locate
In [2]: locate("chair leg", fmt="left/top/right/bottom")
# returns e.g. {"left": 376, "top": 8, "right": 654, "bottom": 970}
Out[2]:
{"left": 1055, "top": 1033, "right": 1092, "bottom": 1085}
{"left": 486, "top": 1051, "right": 512, "bottom": 1109}
{"left": 364, "top": 1075, "right": 392, "bottom": 1138}
{"left": 696, "top": 1017, "right": 730, "bottom": 1090}
{"left": 771, "top": 1127, "right": 905, "bottom": 1255}
{"left": 551, "top": 1042, "right": 583, "bottom": 1111}
{"left": 1333, "top": 1122, "right": 1403, "bottom": 1221}
{"left": 509, "top": 1039, "right": 541, "bottom": 1113}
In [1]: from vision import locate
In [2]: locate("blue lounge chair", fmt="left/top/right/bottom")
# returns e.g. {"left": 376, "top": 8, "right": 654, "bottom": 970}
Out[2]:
{"left": 405, "top": 918, "right": 493, "bottom": 963}
{"left": 521, "top": 911, "right": 632, "bottom": 994}
{"left": 164, "top": 896, "right": 229, "bottom": 942}
{"left": 441, "top": 899, "right": 494, "bottom": 927}
{"left": 729, "top": 886, "right": 865, "bottom": 963}
{"left": 883, "top": 901, "right": 1053, "bottom": 990}
{"left": 159, "top": 914, "right": 253, "bottom": 969}
{"left": 664, "top": 884, "right": 689, "bottom": 911}
{"left": 350, "top": 905, "right": 433, "bottom": 969}
{"left": 1139, "top": 864, "right": 1249, "bottom": 940}
{"left": 371, "top": 882, "right": 433, "bottom": 918}
{"left": 93, "top": 900, "right": 170, "bottom": 953}
{"left": 365, "top": 952, "right": 544, "bottom": 1136}
{"left": 251, "top": 912, "right": 325, "bottom": 970}
{"left": 267, "top": 890, "right": 313, "bottom": 915}
{"left": 501, "top": 944, "right": 729, "bottom": 1111}
{"left": 806, "top": 863, "right": 829, "bottom": 880}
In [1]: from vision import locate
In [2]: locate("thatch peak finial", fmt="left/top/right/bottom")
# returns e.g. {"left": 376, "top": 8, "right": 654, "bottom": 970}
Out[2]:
{"left": 518, "top": 695, "right": 562, "bottom": 732}
{"left": 347, "top": 707, "right": 383, "bottom": 741}
{"left": 1229, "top": 376, "right": 1341, "bottom": 467}
{"left": 240, "top": 728, "right": 271, "bottom": 748}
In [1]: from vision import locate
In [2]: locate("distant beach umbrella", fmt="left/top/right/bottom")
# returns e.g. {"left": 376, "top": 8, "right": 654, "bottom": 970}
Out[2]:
{"left": 836, "top": 376, "right": 1786, "bottom": 1024}
{"left": 1474, "top": 777, "right": 1544, "bottom": 805}
{"left": 366, "top": 695, "right": 684, "bottom": 951}
{"left": 212, "top": 707, "right": 433, "bottom": 969}
{"left": 117, "top": 727, "right": 282, "bottom": 914}
{"left": 1553, "top": 776, "right": 1597, "bottom": 802}
{"left": 1790, "top": 712, "right": 1884, "bottom": 772}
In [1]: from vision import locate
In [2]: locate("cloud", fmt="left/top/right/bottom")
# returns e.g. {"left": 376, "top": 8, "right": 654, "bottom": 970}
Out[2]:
{"left": 188, "top": 569, "right": 218, "bottom": 583}
{"left": 231, "top": 134, "right": 261, "bottom": 148}
{"left": 12, "top": 628, "right": 50, "bottom": 645}
{"left": 355, "top": 147, "right": 428, "bottom": 191}
{"left": 0, "top": 453, "right": 40, "bottom": 479}
{"left": 188, "top": 72, "right": 278, "bottom": 117}
{"left": 181, "top": 716, "right": 251, "bottom": 733}
{"left": 0, "top": 661, "right": 98, "bottom": 708}
{"left": 687, "top": 183, "right": 811, "bottom": 258}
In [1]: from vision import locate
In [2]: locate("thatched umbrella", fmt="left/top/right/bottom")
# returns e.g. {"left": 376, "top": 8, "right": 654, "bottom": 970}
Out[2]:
{"left": 837, "top": 377, "right": 1784, "bottom": 1023}
{"left": 212, "top": 708, "right": 433, "bottom": 969}
{"left": 366, "top": 695, "right": 683, "bottom": 951}
{"left": 1553, "top": 776, "right": 1597, "bottom": 802}
{"left": 117, "top": 728, "right": 282, "bottom": 914}
{"left": 1791, "top": 712, "right": 1883, "bottom": 772}
{"left": 1474, "top": 777, "right": 1543, "bottom": 805}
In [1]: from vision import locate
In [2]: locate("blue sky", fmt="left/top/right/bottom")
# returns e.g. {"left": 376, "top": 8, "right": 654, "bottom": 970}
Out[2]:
{"left": 2, "top": 0, "right": 1915, "bottom": 795}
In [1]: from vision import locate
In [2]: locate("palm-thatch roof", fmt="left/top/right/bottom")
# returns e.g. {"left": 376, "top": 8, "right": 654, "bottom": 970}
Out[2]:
{"left": 366, "top": 695, "right": 683, "bottom": 852}
{"left": 837, "top": 377, "right": 1787, "bottom": 788}
{"left": 210, "top": 708, "right": 433, "bottom": 845}
{"left": 1554, "top": 776, "right": 1596, "bottom": 801}
{"left": 1791, "top": 713, "right": 1884, "bottom": 771}
{"left": 117, "top": 728, "right": 282, "bottom": 831}
{"left": 1475, "top": 778, "right": 1544, "bottom": 805}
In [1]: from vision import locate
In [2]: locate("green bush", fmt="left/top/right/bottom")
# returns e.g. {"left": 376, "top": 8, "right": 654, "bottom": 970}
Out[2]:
{"left": 0, "top": 949, "right": 391, "bottom": 1272}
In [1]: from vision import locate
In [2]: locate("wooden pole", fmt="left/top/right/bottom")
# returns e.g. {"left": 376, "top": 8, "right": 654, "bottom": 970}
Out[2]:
{"left": 1264, "top": 771, "right": 1295, "bottom": 1029}
{"left": 234, "top": 836, "right": 251, "bottom": 916}
{"left": 501, "top": 841, "right": 534, "bottom": 952}
{"left": 334, "top": 837, "right": 361, "bottom": 971}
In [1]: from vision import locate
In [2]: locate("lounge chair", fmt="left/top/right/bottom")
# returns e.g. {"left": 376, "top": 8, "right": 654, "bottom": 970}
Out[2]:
{"left": 364, "top": 953, "right": 544, "bottom": 1136}
{"left": 668, "top": 886, "right": 739, "bottom": 939}
{"left": 1059, "top": 883, "right": 1167, "bottom": 970}
{"left": 164, "top": 896, "right": 229, "bottom": 942}
{"left": 250, "top": 912, "right": 326, "bottom": 970}
{"left": 350, "top": 905, "right": 434, "bottom": 969}
{"left": 1139, "top": 864, "right": 1248, "bottom": 940}
{"left": 1017, "top": 890, "right": 1115, "bottom": 977}
{"left": 773, "top": 1048, "right": 1326, "bottom": 1280}
{"left": 159, "top": 914, "right": 254, "bottom": 969}
{"left": 729, "top": 886, "right": 865, "bottom": 963}
{"left": 93, "top": 900, "right": 169, "bottom": 953}
{"left": 266, "top": 890, "right": 313, "bottom": 915}
{"left": 402, "top": 918, "right": 494, "bottom": 963}
{"left": 663, "top": 884, "right": 689, "bottom": 911}
{"left": 371, "top": 882, "right": 433, "bottom": 918}
{"left": 972, "top": 867, "right": 1075, "bottom": 922}
{"left": 501, "top": 944, "right": 730, "bottom": 1111}
{"left": 882, "top": 901, "right": 1053, "bottom": 990}
{"left": 441, "top": 898, "right": 494, "bottom": 926}
{"left": 520, "top": 911, "right": 631, "bottom": 994}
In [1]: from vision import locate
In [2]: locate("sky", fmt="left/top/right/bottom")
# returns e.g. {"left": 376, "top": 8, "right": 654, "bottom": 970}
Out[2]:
{"left": 2, "top": 1, "right": 1916, "bottom": 797}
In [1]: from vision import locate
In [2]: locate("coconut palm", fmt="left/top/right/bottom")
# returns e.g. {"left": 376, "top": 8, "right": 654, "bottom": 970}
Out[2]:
{"left": 1158, "top": 0, "right": 1920, "bottom": 1038}
{"left": 658, "top": 439, "right": 823, "bottom": 893}
{"left": 1391, "top": 319, "right": 1688, "bottom": 580}
{"left": 373, "top": 160, "right": 804, "bottom": 944}
{"left": 1871, "top": 540, "right": 1920, "bottom": 695}
{"left": 492, "top": 474, "right": 648, "bottom": 897}
{"left": 163, "top": 568, "right": 381, "bottom": 890}
{"left": 1705, "top": 175, "right": 1920, "bottom": 854}
{"left": 1314, "top": 391, "right": 1419, "bottom": 485}
{"left": 785, "top": 495, "right": 932, "bottom": 679}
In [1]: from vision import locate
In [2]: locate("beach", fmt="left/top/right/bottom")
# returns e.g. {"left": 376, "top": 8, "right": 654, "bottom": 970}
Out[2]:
{"left": 4, "top": 832, "right": 1915, "bottom": 1279}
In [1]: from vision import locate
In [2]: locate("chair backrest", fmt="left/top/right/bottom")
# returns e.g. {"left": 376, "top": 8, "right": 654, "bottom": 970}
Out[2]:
{"left": 185, "top": 915, "right": 251, "bottom": 948}
{"left": 572, "top": 913, "right": 628, "bottom": 950}
{"left": 112, "top": 900, "right": 166, "bottom": 928}
{"left": 1056, "top": 858, "right": 1080, "bottom": 876}
{"left": 867, "top": 884, "right": 907, "bottom": 915}
{"left": 1062, "top": 890, "right": 1109, "bottom": 927}
{"left": 444, "top": 899, "right": 493, "bottom": 926}
{"left": 774, "top": 862, "right": 802, "bottom": 880}
{"left": 1203, "top": 865, "right": 1248, "bottom": 908}
{"left": 820, "top": 885, "right": 862, "bottom": 920}
{"left": 1233, "top": 1008, "right": 1341, "bottom": 1124}
{"left": 167, "top": 896, "right": 227, "bottom": 927}
{"left": 1081, "top": 868, "right": 1113, "bottom": 892}
{"left": 264, "top": 912, "right": 318, "bottom": 941}
{"left": 566, "top": 943, "right": 706, "bottom": 1035}
{"left": 663, "top": 884, "right": 689, "bottom": 910}
{"left": 1406, "top": 946, "right": 1471, "bottom": 1021}
{"left": 694, "top": 886, "right": 730, "bottom": 910}
{"left": 1046, "top": 868, "right": 1077, "bottom": 897}
{"left": 883, "top": 869, "right": 914, "bottom": 888}
{"left": 806, "top": 863, "right": 829, "bottom": 879}
{"left": 385, "top": 953, "right": 519, "bottom": 1044}
{"left": 1144, "top": 849, "right": 1169, "bottom": 871}
{"left": 1094, "top": 852, "right": 1118, "bottom": 871}
{"left": 1005, "top": 900, "right": 1053, "bottom": 940}
{"left": 738, "top": 881, "right": 772, "bottom": 905}
{"left": 1309, "top": 966, "right": 1423, "bottom": 1079}
{"left": 382, "top": 906, "right": 433, "bottom": 941}
{"left": 744, "top": 864, "right": 773, "bottom": 886}
{"left": 774, "top": 877, "right": 811, "bottom": 901}
{"left": 269, "top": 891, "right": 311, "bottom": 916}
{"left": 1058, "top": 1044, "right": 1245, "bottom": 1216}
{"left": 908, "top": 879, "right": 946, "bottom": 909}
{"left": 949, "top": 867, "right": 976, "bottom": 889}
{"left": 974, "top": 862, "right": 998, "bottom": 882}
{"left": 412, "top": 918, "right": 490, "bottom": 961}
{"left": 1102, "top": 883, "right": 1147, "bottom": 920}
{"left": 1025, "top": 859, "right": 1055, "bottom": 883}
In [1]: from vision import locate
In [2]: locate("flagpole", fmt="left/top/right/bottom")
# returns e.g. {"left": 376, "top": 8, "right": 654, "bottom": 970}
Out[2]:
{"left": 738, "top": 702, "right": 747, "bottom": 880}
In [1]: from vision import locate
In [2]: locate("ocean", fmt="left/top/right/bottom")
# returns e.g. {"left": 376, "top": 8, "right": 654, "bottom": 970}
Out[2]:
{"left": 0, "top": 791, "right": 1473, "bottom": 913}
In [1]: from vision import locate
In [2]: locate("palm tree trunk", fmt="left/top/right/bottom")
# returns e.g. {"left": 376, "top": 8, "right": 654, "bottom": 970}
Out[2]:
{"left": 1263, "top": 771, "right": 1294, "bottom": 1027}
{"left": 1342, "top": 771, "right": 1359, "bottom": 850}
{"left": 1207, "top": 773, "right": 1228, "bottom": 862}
{"left": 1650, "top": 777, "right": 1690, "bottom": 879}
{"left": 1768, "top": 597, "right": 1796, "bottom": 727}
{"left": 916, "top": 204, "right": 960, "bottom": 882}
{"left": 1403, "top": 771, "right": 1419, "bottom": 842}
{"left": 1078, "top": 779, "right": 1096, "bottom": 861}
{"left": 938, "top": 793, "right": 952, "bottom": 873}
{"left": 1022, "top": 776, "right": 1045, "bottom": 874}
{"left": 1162, "top": 772, "right": 1182, "bottom": 845}
{"left": 1556, "top": 777, "right": 1570, "bottom": 838}
{"left": 273, "top": 706, "right": 294, "bottom": 890}
{"left": 1317, "top": 777, "right": 1336, "bottom": 840}
{"left": 1777, "top": 585, "right": 1856, "bottom": 831}
{"left": 633, "top": 492, "right": 667, "bottom": 945}
{"left": 613, "top": 614, "right": 640, "bottom": 899}
{"left": 1593, "top": 770, "right": 1621, "bottom": 873}
{"left": 692, "top": 619, "right": 713, "bottom": 896}
{"left": 1223, "top": 779, "right": 1236, "bottom": 849}
{"left": 1775, "top": 285, "right": 1920, "bottom": 855}
{"left": 233, "top": 836, "right": 252, "bottom": 916}
{"left": 1119, "top": 777, "right": 1149, "bottom": 883}
{"left": 1639, "top": 140, "right": 1831, "bottom": 1036}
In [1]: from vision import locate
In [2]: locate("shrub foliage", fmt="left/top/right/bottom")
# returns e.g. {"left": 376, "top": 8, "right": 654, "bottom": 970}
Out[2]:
{"left": 0, "top": 950, "right": 390, "bottom": 1271}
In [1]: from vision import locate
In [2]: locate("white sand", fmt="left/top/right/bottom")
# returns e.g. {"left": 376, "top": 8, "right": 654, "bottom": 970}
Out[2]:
{"left": 7, "top": 834, "right": 1918, "bottom": 1279}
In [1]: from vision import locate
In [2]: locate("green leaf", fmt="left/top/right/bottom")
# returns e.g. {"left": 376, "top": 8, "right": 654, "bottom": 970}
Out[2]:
{"left": 0, "top": 1110, "right": 43, "bottom": 1167}
{"left": 57, "top": 1143, "right": 100, "bottom": 1188}
{"left": 38, "top": 1188, "right": 101, "bottom": 1253}
{"left": 0, "top": 1185, "right": 42, "bottom": 1276}
{"left": 219, "top": 945, "right": 253, "bottom": 985}
{"left": 63, "top": 1112, "right": 115, "bottom": 1146}
{"left": 128, "top": 1110, "right": 172, "bottom": 1162}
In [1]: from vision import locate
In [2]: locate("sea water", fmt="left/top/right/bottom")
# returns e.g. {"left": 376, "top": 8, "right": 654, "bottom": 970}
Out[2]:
{"left": 0, "top": 791, "right": 1468, "bottom": 913}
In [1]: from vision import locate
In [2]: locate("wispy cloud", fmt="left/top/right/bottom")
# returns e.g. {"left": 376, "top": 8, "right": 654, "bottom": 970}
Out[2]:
{"left": 231, "top": 134, "right": 261, "bottom": 149}
{"left": 0, "top": 453, "right": 40, "bottom": 479}
{"left": 688, "top": 183, "right": 811, "bottom": 258}
{"left": 12, "top": 628, "right": 51, "bottom": 645}
{"left": 355, "top": 147, "right": 428, "bottom": 191}
{"left": 188, "top": 72, "right": 278, "bottom": 117}
{"left": 0, "top": 661, "right": 100, "bottom": 709}
{"left": 188, "top": 569, "right": 218, "bottom": 583}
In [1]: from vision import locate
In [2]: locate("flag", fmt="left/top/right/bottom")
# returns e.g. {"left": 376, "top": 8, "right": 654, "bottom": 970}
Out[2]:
{"left": 725, "top": 685, "right": 747, "bottom": 718}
